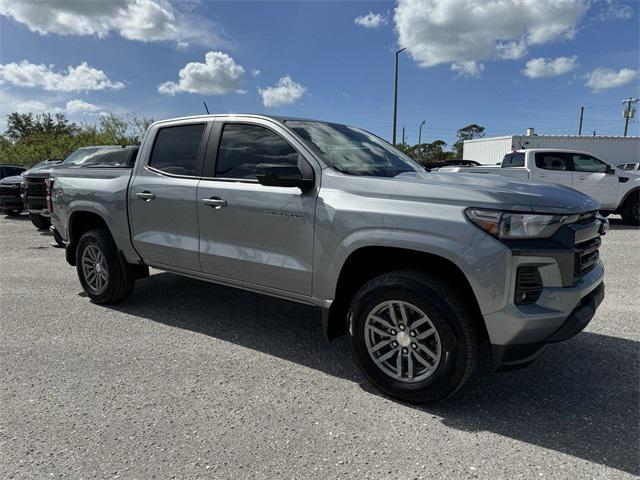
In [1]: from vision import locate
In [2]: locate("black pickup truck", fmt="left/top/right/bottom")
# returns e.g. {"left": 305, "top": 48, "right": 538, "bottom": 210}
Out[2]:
{"left": 22, "top": 146, "right": 138, "bottom": 230}
{"left": 0, "top": 164, "right": 27, "bottom": 216}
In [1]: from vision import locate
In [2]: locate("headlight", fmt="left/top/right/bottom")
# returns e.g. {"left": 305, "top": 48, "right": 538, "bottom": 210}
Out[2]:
{"left": 465, "top": 209, "right": 566, "bottom": 239}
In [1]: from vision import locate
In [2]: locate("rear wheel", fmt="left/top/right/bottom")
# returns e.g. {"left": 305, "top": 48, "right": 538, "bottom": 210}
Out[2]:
{"left": 620, "top": 191, "right": 639, "bottom": 226}
{"left": 348, "top": 270, "right": 477, "bottom": 404}
{"left": 29, "top": 213, "right": 50, "bottom": 230}
{"left": 76, "top": 228, "right": 135, "bottom": 304}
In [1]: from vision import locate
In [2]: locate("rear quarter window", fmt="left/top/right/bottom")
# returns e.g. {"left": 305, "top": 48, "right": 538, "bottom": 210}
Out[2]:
{"left": 148, "top": 124, "right": 205, "bottom": 176}
{"left": 502, "top": 153, "right": 525, "bottom": 167}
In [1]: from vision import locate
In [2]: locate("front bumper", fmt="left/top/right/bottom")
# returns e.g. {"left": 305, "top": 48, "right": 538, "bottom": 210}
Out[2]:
{"left": 484, "top": 212, "right": 606, "bottom": 369}
{"left": 492, "top": 281, "right": 604, "bottom": 368}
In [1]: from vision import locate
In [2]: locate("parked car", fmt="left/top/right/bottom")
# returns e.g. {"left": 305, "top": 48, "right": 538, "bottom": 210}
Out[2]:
{"left": 0, "top": 175, "right": 26, "bottom": 216}
{"left": 23, "top": 147, "right": 137, "bottom": 231}
{"left": 439, "top": 149, "right": 640, "bottom": 225}
{"left": 51, "top": 115, "right": 607, "bottom": 403}
{"left": 618, "top": 162, "right": 640, "bottom": 173}
{"left": 0, "top": 164, "right": 26, "bottom": 180}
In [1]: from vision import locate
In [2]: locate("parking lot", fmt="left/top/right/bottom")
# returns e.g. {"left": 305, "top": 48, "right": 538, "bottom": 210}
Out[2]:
{"left": 0, "top": 214, "right": 638, "bottom": 479}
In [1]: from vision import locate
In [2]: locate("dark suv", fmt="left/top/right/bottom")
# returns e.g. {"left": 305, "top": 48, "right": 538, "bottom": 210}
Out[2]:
{"left": 22, "top": 146, "right": 138, "bottom": 230}
{"left": 0, "top": 165, "right": 27, "bottom": 216}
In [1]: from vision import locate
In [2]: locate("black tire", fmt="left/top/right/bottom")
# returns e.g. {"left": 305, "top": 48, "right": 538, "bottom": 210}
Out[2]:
{"left": 29, "top": 213, "right": 50, "bottom": 230}
{"left": 620, "top": 191, "right": 639, "bottom": 226}
{"left": 5, "top": 209, "right": 22, "bottom": 217}
{"left": 348, "top": 270, "right": 477, "bottom": 404}
{"left": 598, "top": 211, "right": 610, "bottom": 218}
{"left": 76, "top": 228, "right": 135, "bottom": 304}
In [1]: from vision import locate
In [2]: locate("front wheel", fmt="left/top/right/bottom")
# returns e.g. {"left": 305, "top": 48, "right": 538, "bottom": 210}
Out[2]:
{"left": 76, "top": 228, "right": 135, "bottom": 304}
{"left": 620, "top": 192, "right": 639, "bottom": 226}
{"left": 29, "top": 213, "right": 50, "bottom": 230}
{"left": 348, "top": 270, "right": 477, "bottom": 404}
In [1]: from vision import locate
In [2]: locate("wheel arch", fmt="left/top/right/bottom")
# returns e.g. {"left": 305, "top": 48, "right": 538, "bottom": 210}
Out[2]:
{"left": 323, "top": 246, "right": 488, "bottom": 343}
{"left": 65, "top": 210, "right": 112, "bottom": 266}
{"left": 617, "top": 186, "right": 639, "bottom": 211}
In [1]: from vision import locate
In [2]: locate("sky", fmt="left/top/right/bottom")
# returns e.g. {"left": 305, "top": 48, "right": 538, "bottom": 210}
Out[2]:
{"left": 0, "top": 0, "right": 639, "bottom": 147}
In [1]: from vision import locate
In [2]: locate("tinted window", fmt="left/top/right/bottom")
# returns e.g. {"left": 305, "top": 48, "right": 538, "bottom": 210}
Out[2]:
{"left": 216, "top": 124, "right": 298, "bottom": 179}
{"left": 502, "top": 153, "right": 525, "bottom": 167}
{"left": 570, "top": 154, "right": 608, "bottom": 173}
{"left": 149, "top": 124, "right": 205, "bottom": 176}
{"left": 8, "top": 167, "right": 24, "bottom": 176}
{"left": 535, "top": 153, "right": 570, "bottom": 171}
{"left": 79, "top": 149, "right": 130, "bottom": 167}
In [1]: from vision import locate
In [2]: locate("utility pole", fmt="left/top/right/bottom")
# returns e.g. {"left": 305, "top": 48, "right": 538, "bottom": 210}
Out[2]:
{"left": 578, "top": 106, "right": 584, "bottom": 135}
{"left": 402, "top": 126, "right": 406, "bottom": 145}
{"left": 392, "top": 47, "right": 407, "bottom": 145}
{"left": 622, "top": 97, "right": 638, "bottom": 137}
{"left": 418, "top": 120, "right": 426, "bottom": 144}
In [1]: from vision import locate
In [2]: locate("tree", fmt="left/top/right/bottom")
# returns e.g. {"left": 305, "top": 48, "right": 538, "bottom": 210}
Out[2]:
{"left": 453, "top": 124, "right": 485, "bottom": 159}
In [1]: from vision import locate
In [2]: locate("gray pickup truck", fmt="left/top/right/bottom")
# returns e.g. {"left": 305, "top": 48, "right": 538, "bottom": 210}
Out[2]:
{"left": 51, "top": 114, "right": 608, "bottom": 403}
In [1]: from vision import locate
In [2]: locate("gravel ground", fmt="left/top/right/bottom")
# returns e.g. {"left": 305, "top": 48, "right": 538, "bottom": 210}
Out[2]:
{"left": 1, "top": 214, "right": 638, "bottom": 479}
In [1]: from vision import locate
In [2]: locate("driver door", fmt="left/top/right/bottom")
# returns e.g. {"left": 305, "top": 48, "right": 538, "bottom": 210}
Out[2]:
{"left": 569, "top": 153, "right": 619, "bottom": 208}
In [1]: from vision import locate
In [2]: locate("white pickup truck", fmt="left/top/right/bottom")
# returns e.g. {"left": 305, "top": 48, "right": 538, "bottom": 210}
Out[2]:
{"left": 439, "top": 149, "right": 639, "bottom": 225}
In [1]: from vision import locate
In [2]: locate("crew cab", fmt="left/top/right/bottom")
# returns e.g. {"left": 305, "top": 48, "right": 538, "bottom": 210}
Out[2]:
{"left": 50, "top": 115, "right": 607, "bottom": 403}
{"left": 439, "top": 149, "right": 639, "bottom": 225}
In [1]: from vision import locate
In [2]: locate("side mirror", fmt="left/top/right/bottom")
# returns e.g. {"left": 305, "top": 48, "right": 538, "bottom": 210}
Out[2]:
{"left": 607, "top": 165, "right": 616, "bottom": 174}
{"left": 256, "top": 163, "right": 314, "bottom": 190}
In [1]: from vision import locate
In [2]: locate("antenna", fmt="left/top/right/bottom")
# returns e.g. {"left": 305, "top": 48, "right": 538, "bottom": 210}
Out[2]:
{"left": 203, "top": 101, "right": 210, "bottom": 114}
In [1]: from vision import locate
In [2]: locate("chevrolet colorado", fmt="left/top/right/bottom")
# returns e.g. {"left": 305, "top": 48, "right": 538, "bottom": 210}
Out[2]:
{"left": 438, "top": 149, "right": 640, "bottom": 225}
{"left": 50, "top": 115, "right": 607, "bottom": 403}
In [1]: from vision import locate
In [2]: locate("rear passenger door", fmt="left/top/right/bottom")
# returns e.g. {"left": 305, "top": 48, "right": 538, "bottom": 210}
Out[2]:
{"left": 532, "top": 152, "right": 574, "bottom": 188}
{"left": 196, "top": 119, "right": 317, "bottom": 295}
{"left": 129, "top": 122, "right": 210, "bottom": 271}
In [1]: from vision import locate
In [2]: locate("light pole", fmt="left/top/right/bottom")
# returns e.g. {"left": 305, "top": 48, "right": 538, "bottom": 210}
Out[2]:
{"left": 418, "top": 120, "right": 426, "bottom": 144}
{"left": 392, "top": 47, "right": 406, "bottom": 146}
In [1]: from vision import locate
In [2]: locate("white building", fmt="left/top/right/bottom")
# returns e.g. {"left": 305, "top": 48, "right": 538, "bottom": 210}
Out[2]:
{"left": 463, "top": 128, "right": 640, "bottom": 166}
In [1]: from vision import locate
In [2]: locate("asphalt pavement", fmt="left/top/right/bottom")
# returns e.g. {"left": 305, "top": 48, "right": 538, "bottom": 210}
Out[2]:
{"left": 1, "top": 214, "right": 638, "bottom": 479}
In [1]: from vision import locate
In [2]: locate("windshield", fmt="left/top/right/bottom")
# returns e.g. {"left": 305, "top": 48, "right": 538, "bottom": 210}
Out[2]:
{"left": 62, "top": 147, "right": 122, "bottom": 166}
{"left": 287, "top": 121, "right": 421, "bottom": 177}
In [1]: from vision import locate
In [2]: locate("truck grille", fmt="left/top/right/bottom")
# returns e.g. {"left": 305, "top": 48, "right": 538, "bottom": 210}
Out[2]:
{"left": 574, "top": 236, "right": 601, "bottom": 281}
{"left": 0, "top": 184, "right": 21, "bottom": 199}
{"left": 25, "top": 181, "right": 47, "bottom": 197}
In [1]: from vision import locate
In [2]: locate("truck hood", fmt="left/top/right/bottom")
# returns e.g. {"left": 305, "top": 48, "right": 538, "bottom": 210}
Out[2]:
{"left": 23, "top": 161, "right": 63, "bottom": 178}
{"left": 324, "top": 170, "right": 599, "bottom": 214}
{"left": 0, "top": 175, "right": 23, "bottom": 185}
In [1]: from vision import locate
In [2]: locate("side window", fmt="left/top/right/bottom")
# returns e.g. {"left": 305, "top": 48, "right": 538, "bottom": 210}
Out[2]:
{"left": 535, "top": 153, "right": 570, "bottom": 171}
{"left": 502, "top": 153, "right": 524, "bottom": 167}
{"left": 9, "top": 167, "right": 24, "bottom": 176}
{"left": 215, "top": 123, "right": 298, "bottom": 180}
{"left": 149, "top": 124, "right": 205, "bottom": 176}
{"left": 571, "top": 154, "right": 608, "bottom": 173}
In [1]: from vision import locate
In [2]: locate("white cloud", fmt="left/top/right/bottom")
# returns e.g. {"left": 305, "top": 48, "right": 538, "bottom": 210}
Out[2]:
{"left": 451, "top": 61, "right": 485, "bottom": 78}
{"left": 258, "top": 76, "right": 306, "bottom": 107}
{"left": 65, "top": 99, "right": 100, "bottom": 113}
{"left": 597, "top": 0, "right": 634, "bottom": 21}
{"left": 584, "top": 68, "right": 639, "bottom": 91}
{"left": 394, "top": 0, "right": 588, "bottom": 74}
{"left": 523, "top": 56, "right": 579, "bottom": 78}
{"left": 15, "top": 100, "right": 49, "bottom": 113}
{"left": 251, "top": 69, "right": 261, "bottom": 77}
{"left": 0, "top": 0, "right": 224, "bottom": 47}
{"left": 354, "top": 12, "right": 387, "bottom": 28}
{"left": 0, "top": 60, "right": 124, "bottom": 92}
{"left": 158, "top": 51, "right": 245, "bottom": 96}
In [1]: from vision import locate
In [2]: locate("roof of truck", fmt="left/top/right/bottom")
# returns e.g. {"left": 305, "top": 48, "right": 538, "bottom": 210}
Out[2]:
{"left": 152, "top": 113, "right": 329, "bottom": 126}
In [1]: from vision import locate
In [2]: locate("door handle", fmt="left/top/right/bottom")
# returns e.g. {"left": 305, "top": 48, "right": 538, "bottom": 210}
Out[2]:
{"left": 136, "top": 191, "right": 156, "bottom": 201}
{"left": 578, "top": 176, "right": 586, "bottom": 180}
{"left": 202, "top": 197, "right": 227, "bottom": 209}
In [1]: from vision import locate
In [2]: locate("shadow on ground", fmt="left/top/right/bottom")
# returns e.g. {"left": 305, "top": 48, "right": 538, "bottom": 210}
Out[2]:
{"left": 105, "top": 272, "right": 639, "bottom": 476}
{"left": 608, "top": 217, "right": 638, "bottom": 231}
